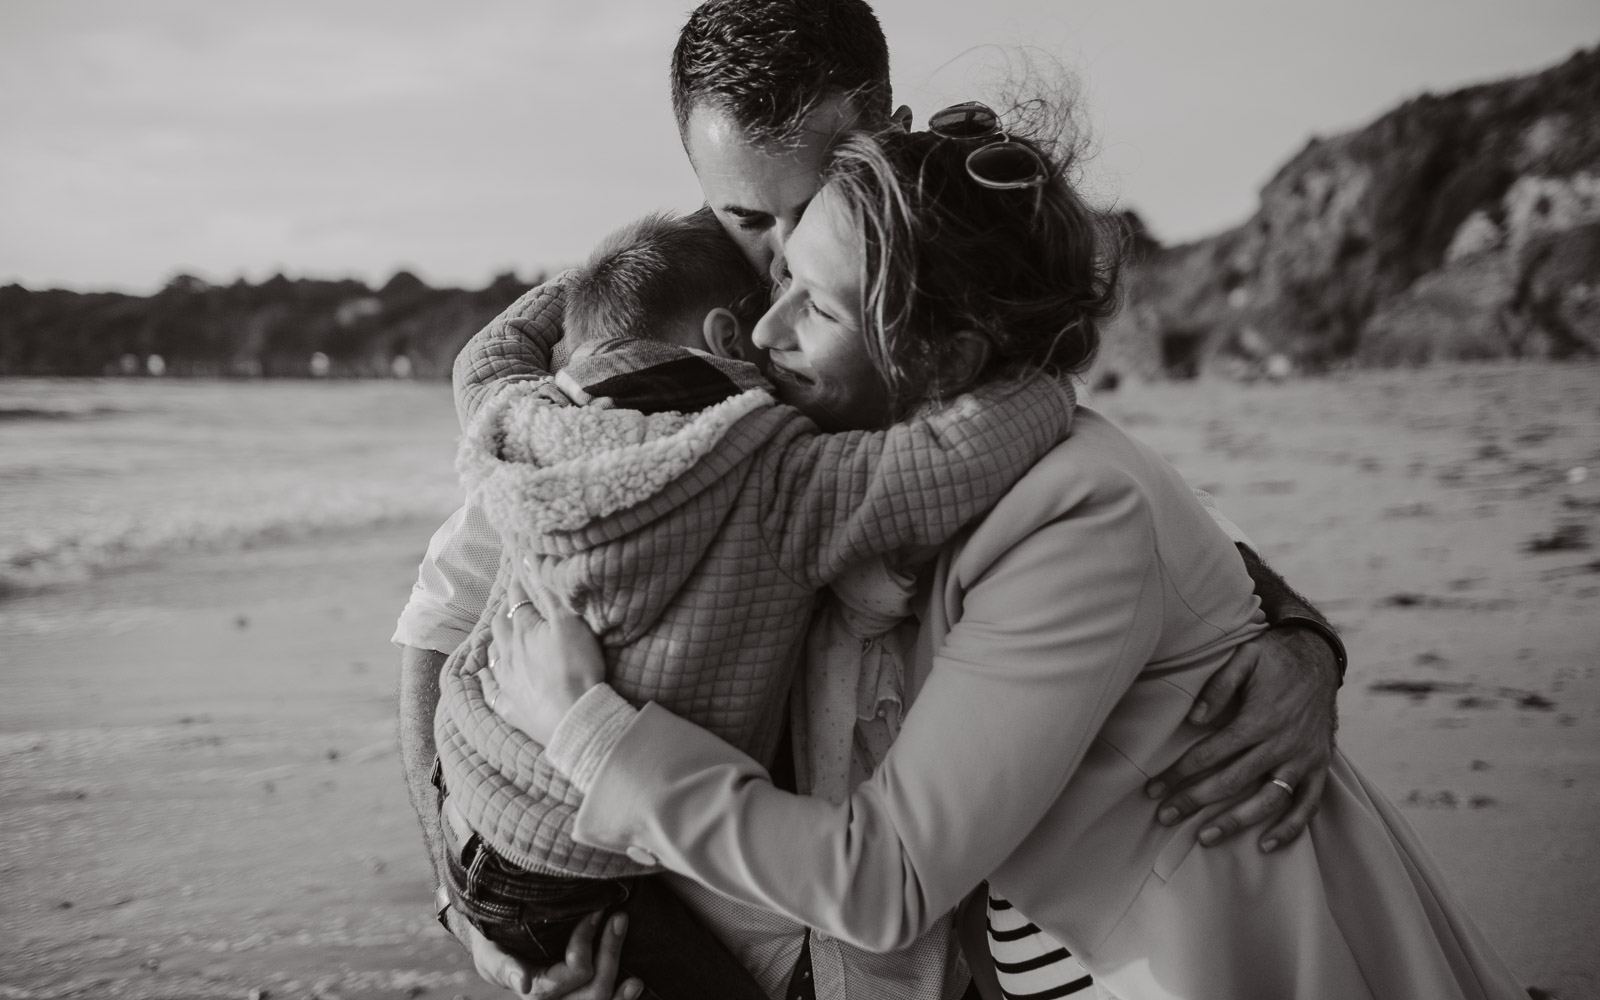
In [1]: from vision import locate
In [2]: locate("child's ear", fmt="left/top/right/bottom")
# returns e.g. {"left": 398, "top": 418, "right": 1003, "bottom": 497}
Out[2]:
{"left": 701, "top": 308, "right": 747, "bottom": 361}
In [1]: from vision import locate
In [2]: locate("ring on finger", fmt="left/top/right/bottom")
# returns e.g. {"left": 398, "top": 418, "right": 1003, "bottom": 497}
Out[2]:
{"left": 1267, "top": 776, "right": 1295, "bottom": 797}
{"left": 506, "top": 599, "right": 534, "bottom": 620}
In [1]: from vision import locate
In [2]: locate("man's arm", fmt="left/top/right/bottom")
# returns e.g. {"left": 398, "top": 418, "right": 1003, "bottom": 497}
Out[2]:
{"left": 391, "top": 505, "right": 500, "bottom": 939}
{"left": 397, "top": 645, "right": 452, "bottom": 896}
{"left": 1237, "top": 544, "right": 1346, "bottom": 678}
{"left": 1145, "top": 542, "right": 1344, "bottom": 853}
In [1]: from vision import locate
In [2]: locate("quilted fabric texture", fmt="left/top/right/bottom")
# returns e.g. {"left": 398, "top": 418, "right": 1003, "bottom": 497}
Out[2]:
{"left": 437, "top": 282, "right": 1079, "bottom": 878}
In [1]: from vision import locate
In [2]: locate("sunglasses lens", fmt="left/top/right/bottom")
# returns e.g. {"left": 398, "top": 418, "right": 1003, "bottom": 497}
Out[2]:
{"left": 967, "top": 143, "right": 1044, "bottom": 187}
{"left": 929, "top": 102, "right": 999, "bottom": 140}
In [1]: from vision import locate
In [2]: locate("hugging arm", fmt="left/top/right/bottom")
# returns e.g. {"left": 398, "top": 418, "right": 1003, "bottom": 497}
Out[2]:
{"left": 1146, "top": 513, "right": 1344, "bottom": 850}
{"left": 553, "top": 489, "right": 1163, "bottom": 952}
{"left": 452, "top": 272, "right": 572, "bottom": 426}
{"left": 761, "top": 377, "right": 1073, "bottom": 589}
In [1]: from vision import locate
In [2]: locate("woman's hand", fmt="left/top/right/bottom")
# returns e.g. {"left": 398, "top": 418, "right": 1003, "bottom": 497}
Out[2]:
{"left": 1144, "top": 626, "right": 1339, "bottom": 852}
{"left": 458, "top": 907, "right": 643, "bottom": 999}
{"left": 484, "top": 573, "right": 607, "bottom": 745}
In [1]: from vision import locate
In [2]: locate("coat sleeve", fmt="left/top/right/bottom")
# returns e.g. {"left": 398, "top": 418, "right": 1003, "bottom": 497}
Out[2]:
{"left": 1191, "top": 488, "right": 1253, "bottom": 549}
{"left": 566, "top": 471, "right": 1164, "bottom": 953}
{"left": 452, "top": 271, "right": 573, "bottom": 428}
{"left": 758, "top": 376, "right": 1073, "bottom": 591}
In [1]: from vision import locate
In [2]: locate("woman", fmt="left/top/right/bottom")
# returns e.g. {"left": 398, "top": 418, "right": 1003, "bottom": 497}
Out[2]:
{"left": 488, "top": 112, "right": 1525, "bottom": 999}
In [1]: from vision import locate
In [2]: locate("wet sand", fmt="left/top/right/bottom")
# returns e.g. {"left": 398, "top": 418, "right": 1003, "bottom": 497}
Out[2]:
{"left": 3, "top": 361, "right": 1597, "bottom": 998}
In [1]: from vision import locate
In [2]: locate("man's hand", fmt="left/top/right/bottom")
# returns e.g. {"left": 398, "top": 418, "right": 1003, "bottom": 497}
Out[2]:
{"left": 1144, "top": 626, "right": 1339, "bottom": 852}
{"left": 453, "top": 909, "right": 641, "bottom": 999}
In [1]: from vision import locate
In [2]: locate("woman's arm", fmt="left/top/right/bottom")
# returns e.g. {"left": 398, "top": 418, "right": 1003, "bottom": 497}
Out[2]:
{"left": 539, "top": 482, "right": 1164, "bottom": 952}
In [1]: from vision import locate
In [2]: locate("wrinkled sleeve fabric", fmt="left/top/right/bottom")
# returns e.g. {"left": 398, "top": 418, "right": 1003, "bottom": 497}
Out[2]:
{"left": 554, "top": 472, "right": 1166, "bottom": 953}
{"left": 760, "top": 377, "right": 1073, "bottom": 590}
{"left": 452, "top": 271, "right": 572, "bottom": 427}
{"left": 391, "top": 503, "right": 502, "bottom": 654}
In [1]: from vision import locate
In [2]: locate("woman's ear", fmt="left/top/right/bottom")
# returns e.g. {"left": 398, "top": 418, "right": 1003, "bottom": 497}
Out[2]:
{"left": 700, "top": 307, "right": 747, "bottom": 361}
{"left": 947, "top": 330, "right": 992, "bottom": 391}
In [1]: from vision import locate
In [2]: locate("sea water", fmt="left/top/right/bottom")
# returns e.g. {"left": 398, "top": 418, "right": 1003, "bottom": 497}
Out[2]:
{"left": 0, "top": 378, "right": 464, "bottom": 595}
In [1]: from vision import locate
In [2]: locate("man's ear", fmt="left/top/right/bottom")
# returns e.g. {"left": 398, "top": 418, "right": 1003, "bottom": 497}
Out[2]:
{"left": 891, "top": 104, "right": 913, "bottom": 132}
{"left": 701, "top": 308, "right": 747, "bottom": 361}
{"left": 947, "top": 330, "right": 991, "bottom": 392}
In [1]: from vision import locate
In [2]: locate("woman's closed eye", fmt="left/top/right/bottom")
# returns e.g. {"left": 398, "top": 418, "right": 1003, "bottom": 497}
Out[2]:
{"left": 805, "top": 298, "right": 836, "bottom": 323}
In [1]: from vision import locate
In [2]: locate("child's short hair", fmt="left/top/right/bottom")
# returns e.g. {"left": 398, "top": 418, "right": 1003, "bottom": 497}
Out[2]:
{"left": 564, "top": 207, "right": 768, "bottom": 346}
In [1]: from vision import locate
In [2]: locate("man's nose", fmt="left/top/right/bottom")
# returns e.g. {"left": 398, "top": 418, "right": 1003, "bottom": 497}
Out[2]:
{"left": 766, "top": 243, "right": 787, "bottom": 288}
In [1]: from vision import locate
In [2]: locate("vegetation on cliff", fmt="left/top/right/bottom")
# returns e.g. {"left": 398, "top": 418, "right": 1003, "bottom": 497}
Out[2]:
{"left": 1099, "top": 44, "right": 1600, "bottom": 380}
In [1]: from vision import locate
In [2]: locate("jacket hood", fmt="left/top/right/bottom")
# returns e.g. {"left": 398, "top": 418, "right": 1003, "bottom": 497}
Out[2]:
{"left": 459, "top": 381, "right": 777, "bottom": 547}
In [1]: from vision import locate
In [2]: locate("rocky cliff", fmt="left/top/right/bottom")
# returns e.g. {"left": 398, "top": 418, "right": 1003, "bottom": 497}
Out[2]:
{"left": 1098, "top": 44, "right": 1600, "bottom": 381}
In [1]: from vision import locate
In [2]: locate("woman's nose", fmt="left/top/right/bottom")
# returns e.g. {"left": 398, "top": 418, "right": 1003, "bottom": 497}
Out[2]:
{"left": 752, "top": 296, "right": 795, "bottom": 352}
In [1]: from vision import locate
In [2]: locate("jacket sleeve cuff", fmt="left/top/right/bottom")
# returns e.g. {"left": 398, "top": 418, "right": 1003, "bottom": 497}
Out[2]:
{"left": 545, "top": 684, "right": 638, "bottom": 795}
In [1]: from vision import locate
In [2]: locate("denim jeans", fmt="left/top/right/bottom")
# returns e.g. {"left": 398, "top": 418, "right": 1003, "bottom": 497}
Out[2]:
{"left": 436, "top": 768, "right": 768, "bottom": 1000}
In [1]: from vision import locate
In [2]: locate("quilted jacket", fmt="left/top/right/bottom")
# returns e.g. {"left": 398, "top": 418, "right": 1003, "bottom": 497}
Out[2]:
{"left": 435, "top": 277, "right": 1077, "bottom": 878}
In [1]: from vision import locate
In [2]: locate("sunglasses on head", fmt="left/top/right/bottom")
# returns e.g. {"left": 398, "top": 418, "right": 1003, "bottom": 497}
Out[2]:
{"left": 926, "top": 101, "right": 1049, "bottom": 192}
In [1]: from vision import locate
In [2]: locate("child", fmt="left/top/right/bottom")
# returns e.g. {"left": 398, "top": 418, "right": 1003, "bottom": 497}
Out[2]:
{"left": 432, "top": 207, "right": 1076, "bottom": 998}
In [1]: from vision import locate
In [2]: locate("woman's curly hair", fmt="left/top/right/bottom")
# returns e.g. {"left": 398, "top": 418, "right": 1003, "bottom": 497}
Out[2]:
{"left": 821, "top": 104, "right": 1121, "bottom": 418}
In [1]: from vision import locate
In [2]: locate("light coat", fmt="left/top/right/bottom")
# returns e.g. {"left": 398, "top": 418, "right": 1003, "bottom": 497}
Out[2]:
{"left": 562, "top": 407, "right": 1526, "bottom": 999}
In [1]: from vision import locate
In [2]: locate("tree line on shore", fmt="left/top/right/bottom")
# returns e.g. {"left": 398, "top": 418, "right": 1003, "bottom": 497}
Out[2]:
{"left": 0, "top": 269, "right": 540, "bottom": 379}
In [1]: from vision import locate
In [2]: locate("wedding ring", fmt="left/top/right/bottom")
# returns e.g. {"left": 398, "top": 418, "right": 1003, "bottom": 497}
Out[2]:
{"left": 1268, "top": 777, "right": 1295, "bottom": 797}
{"left": 506, "top": 599, "right": 535, "bottom": 620}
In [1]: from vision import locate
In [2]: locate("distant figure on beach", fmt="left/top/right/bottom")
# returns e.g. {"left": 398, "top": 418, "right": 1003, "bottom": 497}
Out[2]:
{"left": 393, "top": 2, "right": 1359, "bottom": 998}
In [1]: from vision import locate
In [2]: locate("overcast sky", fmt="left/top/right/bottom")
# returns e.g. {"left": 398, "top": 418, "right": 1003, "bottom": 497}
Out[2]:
{"left": 3, "top": 1, "right": 1596, "bottom": 293}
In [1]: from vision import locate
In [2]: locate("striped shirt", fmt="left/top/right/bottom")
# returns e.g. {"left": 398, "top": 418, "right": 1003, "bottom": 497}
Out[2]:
{"left": 987, "top": 892, "right": 1097, "bottom": 1000}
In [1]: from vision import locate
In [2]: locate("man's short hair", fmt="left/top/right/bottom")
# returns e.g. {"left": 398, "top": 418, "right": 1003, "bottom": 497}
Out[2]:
{"left": 564, "top": 208, "right": 768, "bottom": 346}
{"left": 671, "top": 0, "right": 891, "bottom": 147}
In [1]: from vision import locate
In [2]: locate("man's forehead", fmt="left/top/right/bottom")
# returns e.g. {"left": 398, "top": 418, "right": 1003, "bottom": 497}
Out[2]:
{"left": 685, "top": 99, "right": 860, "bottom": 210}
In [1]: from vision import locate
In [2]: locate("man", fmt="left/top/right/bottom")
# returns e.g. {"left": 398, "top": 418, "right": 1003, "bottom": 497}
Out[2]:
{"left": 396, "top": 2, "right": 1346, "bottom": 997}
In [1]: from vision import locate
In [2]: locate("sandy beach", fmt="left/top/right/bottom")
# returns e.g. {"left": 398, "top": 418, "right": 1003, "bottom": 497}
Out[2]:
{"left": 2, "top": 361, "right": 1597, "bottom": 999}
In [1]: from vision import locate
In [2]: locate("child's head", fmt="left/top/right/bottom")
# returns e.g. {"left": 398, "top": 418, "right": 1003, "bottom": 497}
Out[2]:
{"left": 564, "top": 207, "right": 769, "bottom": 364}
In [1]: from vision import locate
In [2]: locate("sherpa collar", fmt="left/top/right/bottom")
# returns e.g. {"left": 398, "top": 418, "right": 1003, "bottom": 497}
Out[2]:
{"left": 459, "top": 380, "right": 776, "bottom": 541}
